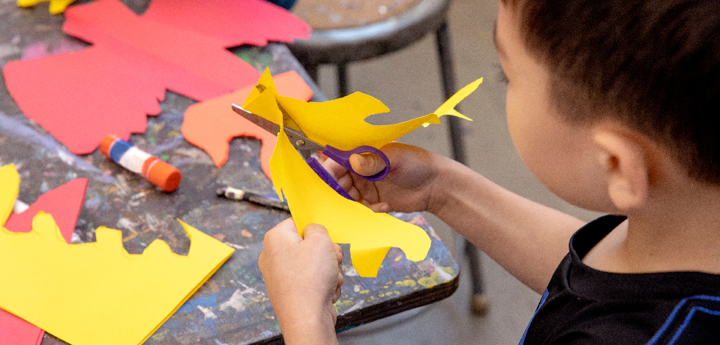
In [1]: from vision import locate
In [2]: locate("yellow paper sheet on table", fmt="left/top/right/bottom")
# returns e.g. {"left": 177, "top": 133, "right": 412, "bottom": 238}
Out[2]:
{"left": 17, "top": 0, "right": 76, "bottom": 14}
{"left": 245, "top": 69, "right": 482, "bottom": 277}
{"left": 0, "top": 164, "right": 235, "bottom": 345}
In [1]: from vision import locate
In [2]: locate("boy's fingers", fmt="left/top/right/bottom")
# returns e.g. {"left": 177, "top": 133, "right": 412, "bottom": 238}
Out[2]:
{"left": 333, "top": 243, "right": 343, "bottom": 264}
{"left": 302, "top": 223, "right": 330, "bottom": 240}
{"left": 350, "top": 152, "right": 386, "bottom": 177}
{"left": 268, "top": 218, "right": 300, "bottom": 239}
{"left": 368, "top": 202, "right": 390, "bottom": 213}
{"left": 322, "top": 158, "right": 345, "bottom": 180}
{"left": 333, "top": 285, "right": 342, "bottom": 303}
{"left": 262, "top": 218, "right": 301, "bottom": 250}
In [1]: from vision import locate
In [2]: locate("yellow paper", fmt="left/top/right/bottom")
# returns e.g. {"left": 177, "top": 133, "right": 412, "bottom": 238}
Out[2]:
{"left": 271, "top": 131, "right": 432, "bottom": 277}
{"left": 422, "top": 78, "right": 482, "bottom": 127}
{"left": 0, "top": 164, "right": 235, "bottom": 345}
{"left": 245, "top": 68, "right": 482, "bottom": 151}
{"left": 0, "top": 164, "right": 19, "bottom": 227}
{"left": 245, "top": 69, "right": 481, "bottom": 277}
{"left": 16, "top": 0, "right": 76, "bottom": 14}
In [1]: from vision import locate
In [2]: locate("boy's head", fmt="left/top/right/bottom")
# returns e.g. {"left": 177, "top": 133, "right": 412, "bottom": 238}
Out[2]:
{"left": 497, "top": 0, "right": 720, "bottom": 188}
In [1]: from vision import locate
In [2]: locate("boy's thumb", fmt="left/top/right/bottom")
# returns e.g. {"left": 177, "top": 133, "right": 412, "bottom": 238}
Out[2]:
{"left": 350, "top": 152, "right": 387, "bottom": 177}
{"left": 302, "top": 223, "right": 330, "bottom": 240}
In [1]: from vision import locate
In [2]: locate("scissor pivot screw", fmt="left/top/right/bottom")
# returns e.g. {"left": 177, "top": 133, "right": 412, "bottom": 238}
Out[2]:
{"left": 296, "top": 139, "right": 305, "bottom": 146}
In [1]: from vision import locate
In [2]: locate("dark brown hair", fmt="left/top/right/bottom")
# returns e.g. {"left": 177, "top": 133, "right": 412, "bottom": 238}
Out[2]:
{"left": 504, "top": 0, "right": 720, "bottom": 184}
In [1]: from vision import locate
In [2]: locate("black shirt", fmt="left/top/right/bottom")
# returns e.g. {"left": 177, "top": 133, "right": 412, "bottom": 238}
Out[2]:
{"left": 520, "top": 215, "right": 720, "bottom": 345}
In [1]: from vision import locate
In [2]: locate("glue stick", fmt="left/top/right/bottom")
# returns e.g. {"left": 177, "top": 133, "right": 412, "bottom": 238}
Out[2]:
{"left": 100, "top": 134, "right": 182, "bottom": 192}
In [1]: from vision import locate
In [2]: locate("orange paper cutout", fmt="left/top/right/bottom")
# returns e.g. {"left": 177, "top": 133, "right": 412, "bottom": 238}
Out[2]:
{"left": 181, "top": 70, "right": 313, "bottom": 176}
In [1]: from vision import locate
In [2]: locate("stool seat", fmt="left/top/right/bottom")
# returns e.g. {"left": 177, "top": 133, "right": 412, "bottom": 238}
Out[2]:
{"left": 290, "top": 0, "right": 449, "bottom": 65}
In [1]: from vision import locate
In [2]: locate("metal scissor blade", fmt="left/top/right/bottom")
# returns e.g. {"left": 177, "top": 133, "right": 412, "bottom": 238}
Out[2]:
{"left": 232, "top": 104, "right": 281, "bottom": 135}
{"left": 231, "top": 104, "right": 325, "bottom": 158}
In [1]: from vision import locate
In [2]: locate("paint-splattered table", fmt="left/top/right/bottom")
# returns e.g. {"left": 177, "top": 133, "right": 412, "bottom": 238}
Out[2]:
{"left": 0, "top": 1, "right": 459, "bottom": 344}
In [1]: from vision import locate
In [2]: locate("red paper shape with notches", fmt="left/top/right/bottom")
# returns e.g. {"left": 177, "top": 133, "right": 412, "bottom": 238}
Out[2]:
{"left": 3, "top": 0, "right": 310, "bottom": 154}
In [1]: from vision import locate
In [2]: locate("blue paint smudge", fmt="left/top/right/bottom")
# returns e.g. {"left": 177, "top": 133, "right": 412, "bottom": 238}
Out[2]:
{"left": 0, "top": 112, "right": 115, "bottom": 184}
{"left": 176, "top": 294, "right": 219, "bottom": 314}
{"left": 39, "top": 181, "right": 50, "bottom": 193}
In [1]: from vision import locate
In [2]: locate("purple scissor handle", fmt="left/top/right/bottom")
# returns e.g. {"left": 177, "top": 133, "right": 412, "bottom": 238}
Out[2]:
{"left": 306, "top": 146, "right": 390, "bottom": 201}
{"left": 321, "top": 145, "right": 390, "bottom": 182}
{"left": 306, "top": 145, "right": 390, "bottom": 201}
{"left": 231, "top": 104, "right": 391, "bottom": 200}
{"left": 306, "top": 158, "right": 354, "bottom": 200}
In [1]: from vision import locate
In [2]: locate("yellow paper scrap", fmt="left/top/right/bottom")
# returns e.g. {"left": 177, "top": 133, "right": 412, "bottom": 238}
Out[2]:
{"left": 0, "top": 164, "right": 235, "bottom": 345}
{"left": 0, "top": 164, "right": 19, "bottom": 227}
{"left": 16, "top": 0, "right": 76, "bottom": 14}
{"left": 270, "top": 131, "right": 431, "bottom": 277}
{"left": 244, "top": 69, "right": 481, "bottom": 277}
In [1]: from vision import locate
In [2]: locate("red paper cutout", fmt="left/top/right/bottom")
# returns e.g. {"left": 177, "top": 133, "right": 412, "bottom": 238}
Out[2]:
{"left": 3, "top": 0, "right": 310, "bottom": 154}
{"left": 0, "top": 178, "right": 87, "bottom": 345}
{"left": 0, "top": 313, "right": 44, "bottom": 345}
{"left": 182, "top": 70, "right": 313, "bottom": 178}
{"left": 4, "top": 178, "right": 87, "bottom": 242}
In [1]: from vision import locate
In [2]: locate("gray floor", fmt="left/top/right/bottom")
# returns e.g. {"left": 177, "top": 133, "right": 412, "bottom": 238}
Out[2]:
{"left": 308, "top": 0, "right": 602, "bottom": 344}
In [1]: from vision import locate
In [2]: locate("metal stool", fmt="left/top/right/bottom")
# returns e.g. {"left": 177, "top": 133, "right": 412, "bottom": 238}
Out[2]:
{"left": 289, "top": 0, "right": 488, "bottom": 315}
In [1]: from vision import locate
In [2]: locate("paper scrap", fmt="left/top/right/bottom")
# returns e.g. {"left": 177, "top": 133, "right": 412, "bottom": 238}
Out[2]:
{"left": 3, "top": 0, "right": 310, "bottom": 154}
{"left": 0, "top": 312, "right": 43, "bottom": 345}
{"left": 16, "top": 0, "right": 75, "bottom": 14}
{"left": 0, "top": 176, "right": 87, "bottom": 344}
{"left": 182, "top": 70, "right": 313, "bottom": 176}
{"left": 245, "top": 69, "right": 481, "bottom": 277}
{"left": 0, "top": 164, "right": 42, "bottom": 345}
{"left": 0, "top": 164, "right": 235, "bottom": 345}
{"left": 5, "top": 178, "right": 87, "bottom": 243}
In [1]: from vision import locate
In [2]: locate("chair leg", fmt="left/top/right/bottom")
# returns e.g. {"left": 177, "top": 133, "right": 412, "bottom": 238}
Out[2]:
{"left": 435, "top": 20, "right": 488, "bottom": 316}
{"left": 338, "top": 63, "right": 349, "bottom": 97}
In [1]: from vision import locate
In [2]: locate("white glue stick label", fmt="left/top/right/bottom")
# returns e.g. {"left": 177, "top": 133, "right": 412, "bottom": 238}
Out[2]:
{"left": 118, "top": 147, "right": 152, "bottom": 174}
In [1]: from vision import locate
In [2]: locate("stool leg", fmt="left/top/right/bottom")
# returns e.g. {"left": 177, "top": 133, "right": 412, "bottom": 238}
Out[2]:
{"left": 435, "top": 20, "right": 488, "bottom": 316}
{"left": 338, "top": 63, "right": 349, "bottom": 97}
{"left": 304, "top": 63, "right": 319, "bottom": 83}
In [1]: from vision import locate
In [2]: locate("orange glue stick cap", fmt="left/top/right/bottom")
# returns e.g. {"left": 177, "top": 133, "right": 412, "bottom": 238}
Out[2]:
{"left": 99, "top": 134, "right": 119, "bottom": 157}
{"left": 142, "top": 157, "right": 182, "bottom": 192}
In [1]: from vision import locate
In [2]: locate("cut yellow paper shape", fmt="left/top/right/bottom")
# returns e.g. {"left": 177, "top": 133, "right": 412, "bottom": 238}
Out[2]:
{"left": 244, "top": 68, "right": 482, "bottom": 151}
{"left": 422, "top": 78, "right": 483, "bottom": 127}
{"left": 16, "top": 0, "right": 76, "bottom": 14}
{"left": 270, "top": 130, "right": 431, "bottom": 277}
{"left": 0, "top": 164, "right": 235, "bottom": 345}
{"left": 245, "top": 69, "right": 481, "bottom": 277}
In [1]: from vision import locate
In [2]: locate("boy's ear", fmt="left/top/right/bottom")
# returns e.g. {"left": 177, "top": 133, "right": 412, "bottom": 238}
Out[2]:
{"left": 593, "top": 128, "right": 650, "bottom": 211}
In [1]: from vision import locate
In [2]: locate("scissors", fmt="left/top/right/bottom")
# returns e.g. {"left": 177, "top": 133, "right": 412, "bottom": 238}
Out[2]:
{"left": 232, "top": 103, "right": 391, "bottom": 200}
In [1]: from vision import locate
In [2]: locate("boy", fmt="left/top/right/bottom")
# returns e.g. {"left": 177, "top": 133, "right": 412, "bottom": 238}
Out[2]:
{"left": 258, "top": 0, "right": 720, "bottom": 343}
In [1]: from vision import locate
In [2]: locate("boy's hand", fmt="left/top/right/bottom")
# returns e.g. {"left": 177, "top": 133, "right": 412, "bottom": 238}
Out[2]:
{"left": 323, "top": 142, "right": 444, "bottom": 214}
{"left": 258, "top": 219, "right": 343, "bottom": 345}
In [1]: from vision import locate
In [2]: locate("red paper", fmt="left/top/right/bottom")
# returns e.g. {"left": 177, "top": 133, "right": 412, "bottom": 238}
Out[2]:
{"left": 0, "top": 178, "right": 87, "bottom": 345}
{"left": 0, "top": 313, "right": 44, "bottom": 345}
{"left": 4, "top": 178, "right": 87, "bottom": 242}
{"left": 3, "top": 0, "right": 310, "bottom": 154}
{"left": 182, "top": 70, "right": 313, "bottom": 177}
